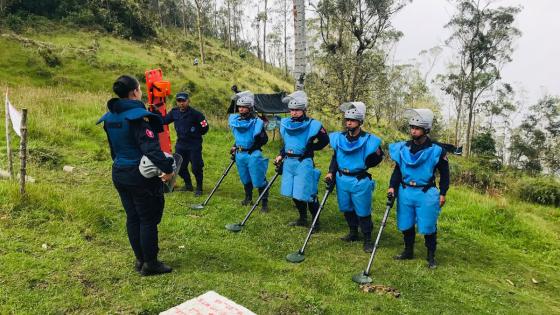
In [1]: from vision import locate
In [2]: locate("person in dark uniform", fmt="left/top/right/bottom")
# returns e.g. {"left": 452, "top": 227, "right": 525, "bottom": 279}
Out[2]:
{"left": 325, "top": 102, "right": 384, "bottom": 253}
{"left": 387, "top": 108, "right": 450, "bottom": 269}
{"left": 161, "top": 92, "right": 209, "bottom": 196}
{"left": 97, "top": 75, "right": 174, "bottom": 276}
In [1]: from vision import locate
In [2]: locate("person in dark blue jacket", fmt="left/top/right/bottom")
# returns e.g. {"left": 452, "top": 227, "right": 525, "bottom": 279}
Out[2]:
{"left": 161, "top": 92, "right": 209, "bottom": 196}
{"left": 97, "top": 75, "right": 174, "bottom": 276}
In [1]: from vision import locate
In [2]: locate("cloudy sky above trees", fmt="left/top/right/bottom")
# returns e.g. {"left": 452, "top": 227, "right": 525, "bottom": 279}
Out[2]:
{"left": 381, "top": 0, "right": 559, "bottom": 108}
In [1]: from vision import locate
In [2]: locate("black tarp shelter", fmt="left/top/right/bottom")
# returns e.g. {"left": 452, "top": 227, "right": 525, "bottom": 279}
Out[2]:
{"left": 227, "top": 92, "right": 289, "bottom": 114}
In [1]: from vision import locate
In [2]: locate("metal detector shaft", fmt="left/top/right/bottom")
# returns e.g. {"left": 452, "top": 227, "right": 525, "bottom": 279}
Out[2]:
{"left": 238, "top": 172, "right": 280, "bottom": 226}
{"left": 363, "top": 198, "right": 395, "bottom": 276}
{"left": 201, "top": 158, "right": 235, "bottom": 207}
{"left": 297, "top": 182, "right": 335, "bottom": 254}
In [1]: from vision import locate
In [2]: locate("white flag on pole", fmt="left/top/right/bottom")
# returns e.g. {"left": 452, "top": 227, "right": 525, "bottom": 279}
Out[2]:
{"left": 5, "top": 95, "right": 22, "bottom": 137}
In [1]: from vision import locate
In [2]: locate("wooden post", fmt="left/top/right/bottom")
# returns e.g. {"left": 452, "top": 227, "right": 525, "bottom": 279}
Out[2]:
{"left": 5, "top": 89, "right": 13, "bottom": 179}
{"left": 19, "top": 108, "right": 27, "bottom": 195}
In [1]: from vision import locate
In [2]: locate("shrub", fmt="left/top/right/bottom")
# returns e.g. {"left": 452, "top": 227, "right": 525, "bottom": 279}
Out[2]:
{"left": 517, "top": 177, "right": 560, "bottom": 207}
{"left": 38, "top": 47, "right": 62, "bottom": 67}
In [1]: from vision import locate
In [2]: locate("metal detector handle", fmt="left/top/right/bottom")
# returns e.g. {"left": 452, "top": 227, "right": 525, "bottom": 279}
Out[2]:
{"left": 387, "top": 193, "right": 395, "bottom": 207}
{"left": 297, "top": 185, "right": 334, "bottom": 255}
{"left": 239, "top": 172, "right": 280, "bottom": 226}
{"left": 201, "top": 159, "right": 235, "bottom": 207}
{"left": 363, "top": 196, "right": 395, "bottom": 277}
{"left": 273, "top": 156, "right": 285, "bottom": 175}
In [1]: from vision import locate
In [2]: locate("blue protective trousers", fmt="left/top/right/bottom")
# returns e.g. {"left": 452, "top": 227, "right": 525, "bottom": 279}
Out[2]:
{"left": 280, "top": 157, "right": 320, "bottom": 202}
{"left": 335, "top": 173, "right": 375, "bottom": 217}
{"left": 235, "top": 150, "right": 269, "bottom": 188}
{"left": 396, "top": 186, "right": 441, "bottom": 234}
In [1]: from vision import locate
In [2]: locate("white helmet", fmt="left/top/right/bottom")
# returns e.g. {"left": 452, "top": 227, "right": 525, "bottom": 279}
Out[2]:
{"left": 282, "top": 90, "right": 308, "bottom": 110}
{"left": 405, "top": 108, "right": 433, "bottom": 130}
{"left": 139, "top": 152, "right": 176, "bottom": 178}
{"left": 234, "top": 91, "right": 255, "bottom": 108}
{"left": 340, "top": 101, "right": 366, "bottom": 122}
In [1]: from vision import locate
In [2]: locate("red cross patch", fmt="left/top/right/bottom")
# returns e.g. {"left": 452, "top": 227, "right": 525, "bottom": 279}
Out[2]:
{"left": 145, "top": 129, "right": 154, "bottom": 138}
{"left": 200, "top": 120, "right": 208, "bottom": 128}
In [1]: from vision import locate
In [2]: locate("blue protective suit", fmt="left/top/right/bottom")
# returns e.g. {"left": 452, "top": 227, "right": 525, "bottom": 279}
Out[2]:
{"left": 279, "top": 117, "right": 323, "bottom": 202}
{"left": 229, "top": 114, "right": 269, "bottom": 188}
{"left": 389, "top": 141, "right": 443, "bottom": 234}
{"left": 329, "top": 131, "right": 381, "bottom": 217}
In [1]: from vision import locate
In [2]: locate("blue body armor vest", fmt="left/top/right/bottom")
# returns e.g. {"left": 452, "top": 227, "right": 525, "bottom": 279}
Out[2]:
{"left": 97, "top": 99, "right": 161, "bottom": 167}
{"left": 228, "top": 114, "right": 264, "bottom": 150}
{"left": 329, "top": 132, "right": 382, "bottom": 173}
{"left": 389, "top": 141, "right": 443, "bottom": 186}
{"left": 280, "top": 118, "right": 322, "bottom": 155}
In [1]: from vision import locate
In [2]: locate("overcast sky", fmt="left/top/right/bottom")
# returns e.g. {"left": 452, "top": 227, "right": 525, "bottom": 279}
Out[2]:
{"left": 242, "top": 0, "right": 558, "bottom": 116}
{"left": 391, "top": 0, "right": 560, "bottom": 109}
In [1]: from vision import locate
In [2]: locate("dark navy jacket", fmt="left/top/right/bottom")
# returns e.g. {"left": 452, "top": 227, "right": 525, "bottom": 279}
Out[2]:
{"left": 162, "top": 106, "right": 209, "bottom": 150}
{"left": 98, "top": 98, "right": 173, "bottom": 185}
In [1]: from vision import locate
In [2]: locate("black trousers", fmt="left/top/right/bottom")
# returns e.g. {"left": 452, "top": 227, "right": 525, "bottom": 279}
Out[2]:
{"left": 113, "top": 167, "right": 164, "bottom": 263}
{"left": 176, "top": 146, "right": 204, "bottom": 189}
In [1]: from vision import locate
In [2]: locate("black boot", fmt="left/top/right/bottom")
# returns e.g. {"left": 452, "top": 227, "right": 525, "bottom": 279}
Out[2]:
{"left": 394, "top": 227, "right": 415, "bottom": 260}
{"left": 140, "top": 260, "right": 173, "bottom": 276}
{"left": 363, "top": 234, "right": 374, "bottom": 253}
{"left": 340, "top": 212, "right": 360, "bottom": 242}
{"left": 288, "top": 199, "right": 308, "bottom": 227}
{"left": 359, "top": 215, "right": 374, "bottom": 253}
{"left": 242, "top": 183, "right": 253, "bottom": 205}
{"left": 308, "top": 200, "right": 320, "bottom": 233}
{"left": 134, "top": 259, "right": 143, "bottom": 273}
{"left": 425, "top": 233, "right": 437, "bottom": 269}
{"left": 258, "top": 184, "right": 269, "bottom": 212}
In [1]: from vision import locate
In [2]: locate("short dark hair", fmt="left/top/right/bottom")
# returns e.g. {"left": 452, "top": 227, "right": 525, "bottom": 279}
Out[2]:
{"left": 113, "top": 75, "right": 140, "bottom": 98}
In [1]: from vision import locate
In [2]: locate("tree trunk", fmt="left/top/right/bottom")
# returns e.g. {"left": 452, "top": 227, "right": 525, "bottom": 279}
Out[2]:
{"left": 181, "top": 0, "right": 188, "bottom": 35}
{"left": 157, "top": 0, "right": 163, "bottom": 28}
{"left": 283, "top": 0, "right": 288, "bottom": 76}
{"left": 465, "top": 89, "right": 475, "bottom": 157}
{"left": 454, "top": 90, "right": 464, "bottom": 146}
{"left": 262, "top": 0, "right": 268, "bottom": 71}
{"left": 227, "top": 0, "right": 232, "bottom": 55}
{"left": 195, "top": 0, "right": 205, "bottom": 64}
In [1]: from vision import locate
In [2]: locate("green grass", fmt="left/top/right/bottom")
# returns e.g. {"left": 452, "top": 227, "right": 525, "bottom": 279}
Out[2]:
{"left": 0, "top": 26, "right": 559, "bottom": 314}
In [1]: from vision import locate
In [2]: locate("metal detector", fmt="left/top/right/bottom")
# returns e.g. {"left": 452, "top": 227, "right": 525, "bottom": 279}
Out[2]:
{"left": 285, "top": 180, "right": 335, "bottom": 263}
{"left": 190, "top": 156, "right": 236, "bottom": 210}
{"left": 225, "top": 159, "right": 283, "bottom": 232}
{"left": 352, "top": 194, "right": 395, "bottom": 284}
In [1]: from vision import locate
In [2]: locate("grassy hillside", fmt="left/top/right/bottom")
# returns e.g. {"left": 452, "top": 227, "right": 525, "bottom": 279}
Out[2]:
{"left": 1, "top": 27, "right": 559, "bottom": 314}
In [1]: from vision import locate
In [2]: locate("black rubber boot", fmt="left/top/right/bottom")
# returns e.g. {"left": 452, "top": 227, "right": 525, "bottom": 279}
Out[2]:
{"left": 258, "top": 184, "right": 269, "bottom": 212}
{"left": 242, "top": 183, "right": 253, "bottom": 205}
{"left": 394, "top": 227, "right": 415, "bottom": 260}
{"left": 359, "top": 215, "right": 374, "bottom": 253}
{"left": 425, "top": 233, "right": 437, "bottom": 269}
{"left": 340, "top": 212, "right": 360, "bottom": 242}
{"left": 140, "top": 260, "right": 173, "bottom": 276}
{"left": 134, "top": 259, "right": 143, "bottom": 273}
{"left": 363, "top": 234, "right": 374, "bottom": 253}
{"left": 308, "top": 200, "right": 320, "bottom": 233}
{"left": 288, "top": 199, "right": 308, "bottom": 227}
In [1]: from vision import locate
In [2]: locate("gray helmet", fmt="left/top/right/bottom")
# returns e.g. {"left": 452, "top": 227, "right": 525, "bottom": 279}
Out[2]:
{"left": 139, "top": 152, "right": 176, "bottom": 178}
{"left": 405, "top": 108, "right": 433, "bottom": 130}
{"left": 233, "top": 91, "right": 255, "bottom": 108}
{"left": 339, "top": 101, "right": 366, "bottom": 122}
{"left": 282, "top": 90, "right": 308, "bottom": 110}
